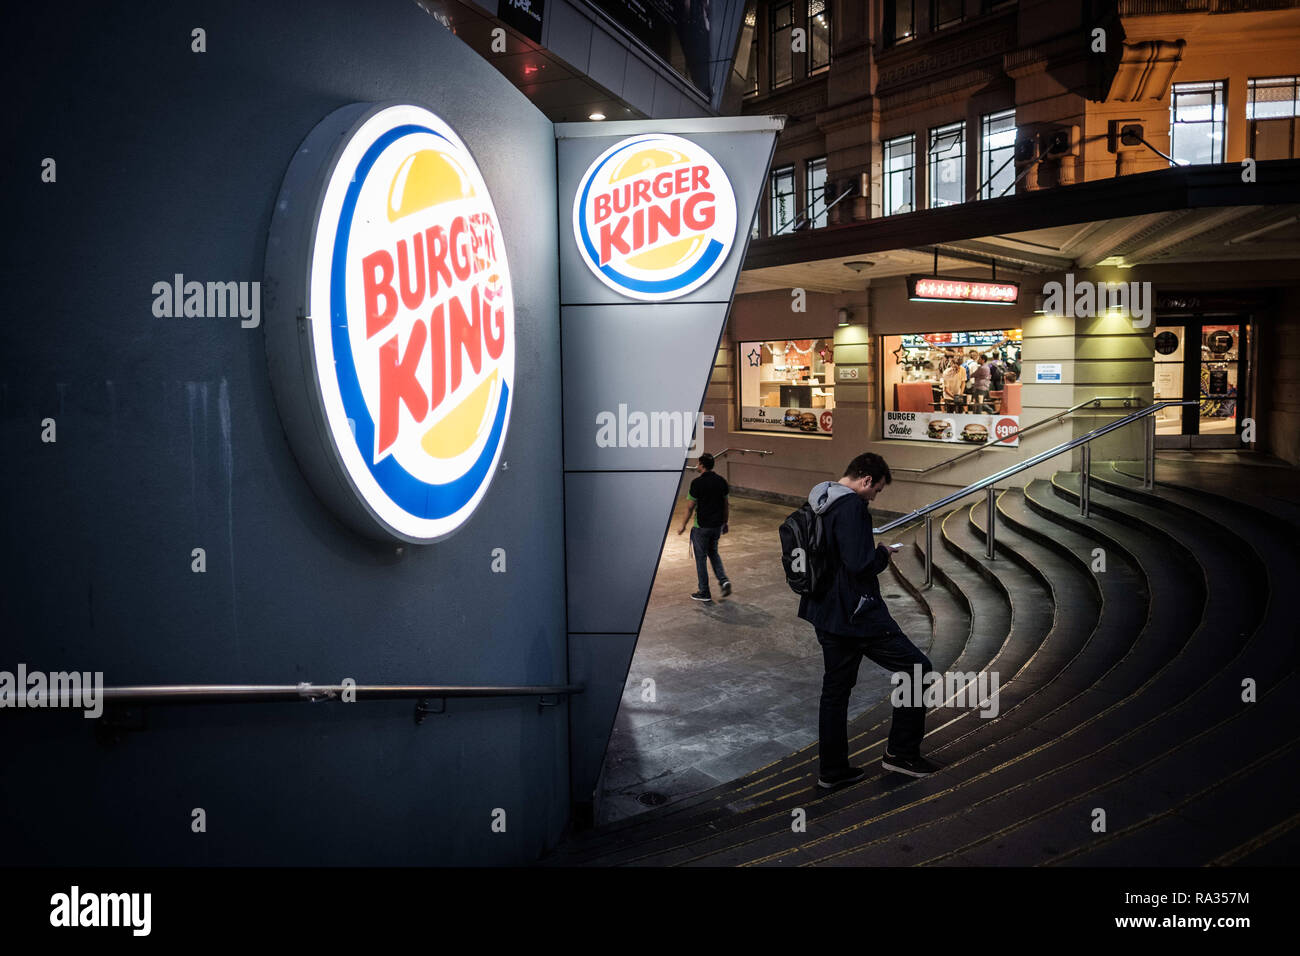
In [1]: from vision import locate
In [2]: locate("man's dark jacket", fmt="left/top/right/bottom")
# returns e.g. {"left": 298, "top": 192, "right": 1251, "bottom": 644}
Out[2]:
{"left": 796, "top": 481, "right": 896, "bottom": 637}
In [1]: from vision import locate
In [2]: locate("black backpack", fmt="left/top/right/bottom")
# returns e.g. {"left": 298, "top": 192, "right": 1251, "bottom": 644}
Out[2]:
{"left": 779, "top": 503, "right": 835, "bottom": 597}
{"left": 989, "top": 362, "right": 1005, "bottom": 391}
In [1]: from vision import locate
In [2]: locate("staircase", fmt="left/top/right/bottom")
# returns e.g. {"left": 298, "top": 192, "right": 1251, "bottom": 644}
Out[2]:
{"left": 542, "top": 459, "right": 1300, "bottom": 866}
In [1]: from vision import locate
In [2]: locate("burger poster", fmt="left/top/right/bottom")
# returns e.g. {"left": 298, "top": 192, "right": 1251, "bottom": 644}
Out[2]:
{"left": 741, "top": 406, "right": 833, "bottom": 435}
{"left": 885, "top": 410, "right": 1019, "bottom": 446}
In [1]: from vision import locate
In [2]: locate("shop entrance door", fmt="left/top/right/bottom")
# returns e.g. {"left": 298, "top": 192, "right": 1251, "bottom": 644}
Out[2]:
{"left": 1152, "top": 317, "right": 1249, "bottom": 448}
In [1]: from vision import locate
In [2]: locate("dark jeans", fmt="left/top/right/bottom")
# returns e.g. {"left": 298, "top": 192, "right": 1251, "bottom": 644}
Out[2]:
{"left": 690, "top": 526, "right": 727, "bottom": 593}
{"left": 814, "top": 626, "right": 932, "bottom": 773}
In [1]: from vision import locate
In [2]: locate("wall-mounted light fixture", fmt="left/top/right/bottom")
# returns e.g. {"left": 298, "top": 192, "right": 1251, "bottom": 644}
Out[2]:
{"left": 837, "top": 308, "right": 853, "bottom": 326}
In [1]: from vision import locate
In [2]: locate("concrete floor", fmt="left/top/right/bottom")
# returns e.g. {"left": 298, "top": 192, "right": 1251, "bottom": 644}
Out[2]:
{"left": 595, "top": 487, "right": 932, "bottom": 825}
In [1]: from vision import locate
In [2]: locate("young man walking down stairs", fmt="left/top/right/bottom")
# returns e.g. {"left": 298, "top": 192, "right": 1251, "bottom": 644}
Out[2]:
{"left": 800, "top": 453, "right": 942, "bottom": 788}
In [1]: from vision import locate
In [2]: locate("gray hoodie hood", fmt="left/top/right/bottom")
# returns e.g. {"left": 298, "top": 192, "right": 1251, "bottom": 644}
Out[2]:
{"left": 809, "top": 480, "right": 856, "bottom": 515}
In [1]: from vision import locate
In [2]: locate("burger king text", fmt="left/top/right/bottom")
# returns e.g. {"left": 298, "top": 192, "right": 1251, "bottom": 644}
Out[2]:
{"left": 360, "top": 211, "right": 507, "bottom": 456}
{"left": 591, "top": 165, "right": 716, "bottom": 266}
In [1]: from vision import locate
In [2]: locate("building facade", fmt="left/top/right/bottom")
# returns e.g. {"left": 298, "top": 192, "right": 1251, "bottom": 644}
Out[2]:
{"left": 704, "top": 0, "right": 1300, "bottom": 514}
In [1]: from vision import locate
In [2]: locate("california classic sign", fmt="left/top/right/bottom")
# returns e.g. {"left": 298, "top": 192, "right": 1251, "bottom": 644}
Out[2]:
{"left": 572, "top": 133, "right": 737, "bottom": 301}
{"left": 265, "top": 103, "right": 514, "bottom": 543}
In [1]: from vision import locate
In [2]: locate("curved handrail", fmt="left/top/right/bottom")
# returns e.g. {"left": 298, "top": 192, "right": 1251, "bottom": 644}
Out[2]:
{"left": 892, "top": 396, "right": 1144, "bottom": 474}
{"left": 875, "top": 400, "right": 1199, "bottom": 535}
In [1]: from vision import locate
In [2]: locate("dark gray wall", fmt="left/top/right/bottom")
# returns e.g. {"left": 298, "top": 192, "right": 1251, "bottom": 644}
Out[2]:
{"left": 0, "top": 0, "right": 567, "bottom": 864}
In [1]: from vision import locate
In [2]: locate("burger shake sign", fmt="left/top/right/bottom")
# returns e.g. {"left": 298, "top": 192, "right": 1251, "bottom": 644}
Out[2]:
{"left": 265, "top": 103, "right": 514, "bottom": 543}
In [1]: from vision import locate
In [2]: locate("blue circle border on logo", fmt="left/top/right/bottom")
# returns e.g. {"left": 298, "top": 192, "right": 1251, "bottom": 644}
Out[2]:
{"left": 576, "top": 137, "right": 725, "bottom": 296}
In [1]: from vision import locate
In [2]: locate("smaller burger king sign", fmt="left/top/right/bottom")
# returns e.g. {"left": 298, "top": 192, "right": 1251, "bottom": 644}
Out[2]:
{"left": 265, "top": 103, "right": 513, "bottom": 543}
{"left": 573, "top": 134, "right": 737, "bottom": 301}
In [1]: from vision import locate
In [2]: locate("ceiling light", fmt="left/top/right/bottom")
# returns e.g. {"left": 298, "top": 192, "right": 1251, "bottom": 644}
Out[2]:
{"left": 843, "top": 260, "right": 874, "bottom": 273}
{"left": 589, "top": 112, "right": 606, "bottom": 121}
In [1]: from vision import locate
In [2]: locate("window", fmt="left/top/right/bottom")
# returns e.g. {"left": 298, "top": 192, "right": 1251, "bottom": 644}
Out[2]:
{"left": 770, "top": 165, "right": 796, "bottom": 235}
{"left": 739, "top": 339, "right": 835, "bottom": 435}
{"left": 751, "top": 204, "right": 761, "bottom": 240}
{"left": 882, "top": 134, "right": 916, "bottom": 216}
{"left": 932, "top": 0, "right": 963, "bottom": 30}
{"left": 771, "top": 3, "right": 793, "bottom": 89}
{"left": 980, "top": 109, "right": 1017, "bottom": 199}
{"left": 805, "top": 157, "right": 828, "bottom": 228}
{"left": 928, "top": 121, "right": 966, "bottom": 207}
{"left": 1170, "top": 80, "right": 1226, "bottom": 165}
{"left": 885, "top": 0, "right": 915, "bottom": 45}
{"left": 1248, "top": 76, "right": 1300, "bottom": 160}
{"left": 880, "top": 330, "right": 1023, "bottom": 445}
{"left": 808, "top": 0, "right": 831, "bottom": 73}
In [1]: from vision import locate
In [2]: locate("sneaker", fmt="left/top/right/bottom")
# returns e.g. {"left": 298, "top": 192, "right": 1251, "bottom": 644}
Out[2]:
{"left": 720, "top": 579, "right": 732, "bottom": 598}
{"left": 881, "top": 752, "right": 942, "bottom": 777}
{"left": 690, "top": 590, "right": 712, "bottom": 603}
{"left": 817, "top": 766, "right": 867, "bottom": 790}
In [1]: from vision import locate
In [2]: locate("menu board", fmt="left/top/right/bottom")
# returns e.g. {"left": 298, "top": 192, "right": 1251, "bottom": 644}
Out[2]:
{"left": 741, "top": 406, "right": 833, "bottom": 435}
{"left": 885, "top": 410, "right": 1020, "bottom": 446}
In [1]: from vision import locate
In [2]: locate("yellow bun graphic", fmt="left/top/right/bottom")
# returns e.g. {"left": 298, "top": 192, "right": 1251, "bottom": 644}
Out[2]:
{"left": 611, "top": 147, "right": 690, "bottom": 181}
{"left": 388, "top": 149, "right": 476, "bottom": 222}
{"left": 420, "top": 369, "right": 498, "bottom": 460}
{"left": 626, "top": 236, "right": 704, "bottom": 271}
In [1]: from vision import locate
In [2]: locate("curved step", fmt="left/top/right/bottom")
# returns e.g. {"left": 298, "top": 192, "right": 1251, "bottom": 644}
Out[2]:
{"left": 911, "top": 471, "right": 1281, "bottom": 863}
{"left": 544, "top": 514, "right": 987, "bottom": 865}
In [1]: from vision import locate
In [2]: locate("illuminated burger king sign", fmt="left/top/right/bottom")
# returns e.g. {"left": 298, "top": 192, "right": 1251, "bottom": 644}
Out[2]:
{"left": 573, "top": 134, "right": 737, "bottom": 301}
{"left": 265, "top": 103, "right": 513, "bottom": 543}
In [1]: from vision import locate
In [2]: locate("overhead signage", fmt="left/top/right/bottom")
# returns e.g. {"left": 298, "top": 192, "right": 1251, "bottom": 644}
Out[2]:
{"left": 572, "top": 133, "right": 737, "bottom": 301}
{"left": 907, "top": 276, "right": 1020, "bottom": 305}
{"left": 498, "top": 0, "right": 545, "bottom": 43}
{"left": 265, "top": 103, "right": 514, "bottom": 543}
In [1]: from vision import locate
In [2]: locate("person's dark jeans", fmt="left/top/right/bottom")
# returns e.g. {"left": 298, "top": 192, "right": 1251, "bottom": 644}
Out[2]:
{"left": 814, "top": 626, "right": 932, "bottom": 773}
{"left": 690, "top": 526, "right": 727, "bottom": 593}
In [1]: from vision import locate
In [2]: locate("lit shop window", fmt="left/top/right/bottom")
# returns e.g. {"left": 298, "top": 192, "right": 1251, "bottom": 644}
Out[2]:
{"left": 928, "top": 121, "right": 966, "bottom": 207}
{"left": 739, "top": 339, "right": 836, "bottom": 436}
{"left": 980, "top": 109, "right": 1016, "bottom": 199}
{"left": 882, "top": 134, "right": 916, "bottom": 216}
{"left": 808, "top": 0, "right": 832, "bottom": 73}
{"left": 1248, "top": 76, "right": 1300, "bottom": 160}
{"left": 805, "top": 156, "right": 828, "bottom": 228}
{"left": 880, "top": 330, "right": 1023, "bottom": 446}
{"left": 769, "top": 164, "right": 796, "bottom": 235}
{"left": 1170, "top": 80, "right": 1226, "bottom": 165}
{"left": 771, "top": 2, "right": 794, "bottom": 89}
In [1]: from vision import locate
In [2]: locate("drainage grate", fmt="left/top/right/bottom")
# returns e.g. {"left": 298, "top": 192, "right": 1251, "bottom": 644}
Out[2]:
{"left": 637, "top": 791, "right": 669, "bottom": 807}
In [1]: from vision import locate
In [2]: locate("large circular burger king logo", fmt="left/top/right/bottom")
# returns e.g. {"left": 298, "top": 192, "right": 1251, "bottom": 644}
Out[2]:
{"left": 266, "top": 103, "right": 513, "bottom": 543}
{"left": 573, "top": 134, "right": 737, "bottom": 301}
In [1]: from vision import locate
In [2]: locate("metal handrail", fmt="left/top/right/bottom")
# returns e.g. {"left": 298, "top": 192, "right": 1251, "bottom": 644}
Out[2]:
{"left": 894, "top": 396, "right": 1143, "bottom": 474}
{"left": 12, "top": 683, "right": 583, "bottom": 710}
{"left": 876, "top": 400, "right": 1200, "bottom": 586}
{"left": 685, "top": 446, "right": 775, "bottom": 469}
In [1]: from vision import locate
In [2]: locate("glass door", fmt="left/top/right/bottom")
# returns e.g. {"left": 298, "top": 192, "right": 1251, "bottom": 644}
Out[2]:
{"left": 1198, "top": 324, "right": 1243, "bottom": 436}
{"left": 1152, "top": 325, "right": 1185, "bottom": 435}
{"left": 1151, "top": 317, "right": 1249, "bottom": 444}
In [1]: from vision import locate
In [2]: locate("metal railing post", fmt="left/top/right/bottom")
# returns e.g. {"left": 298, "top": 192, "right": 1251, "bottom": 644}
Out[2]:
{"left": 924, "top": 514, "right": 933, "bottom": 588}
{"left": 1080, "top": 444, "right": 1091, "bottom": 517}
{"left": 986, "top": 486, "right": 996, "bottom": 559}
{"left": 1144, "top": 413, "right": 1155, "bottom": 489}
